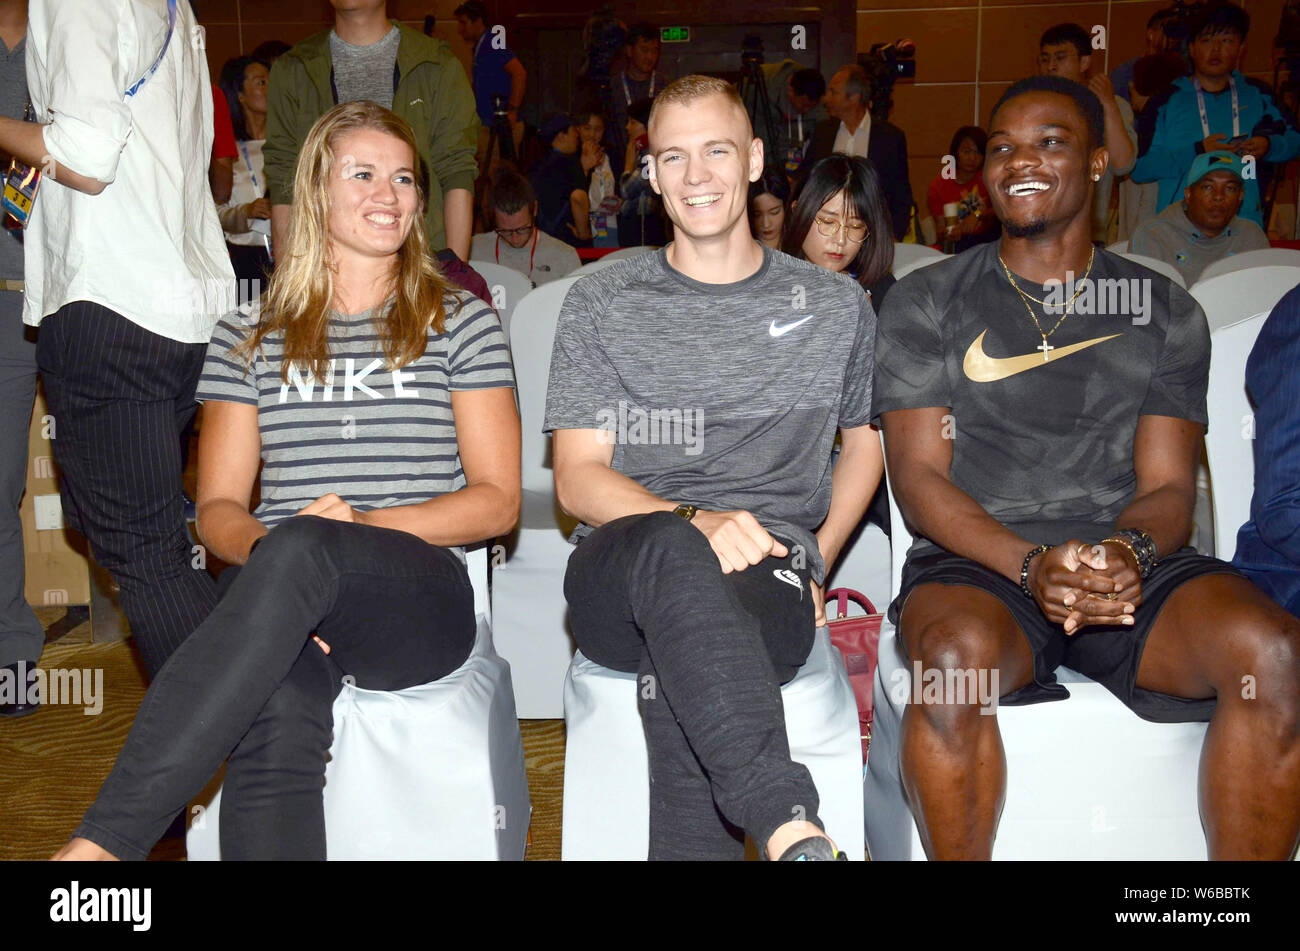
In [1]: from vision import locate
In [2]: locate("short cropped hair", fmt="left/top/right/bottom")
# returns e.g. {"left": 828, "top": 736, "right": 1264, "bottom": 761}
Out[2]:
{"left": 790, "top": 68, "right": 826, "bottom": 102}
{"left": 1040, "top": 23, "right": 1092, "bottom": 58}
{"left": 647, "top": 75, "right": 751, "bottom": 139}
{"left": 990, "top": 74, "right": 1105, "bottom": 151}
{"left": 839, "top": 65, "right": 870, "bottom": 105}
{"left": 491, "top": 168, "right": 535, "bottom": 216}
{"left": 1189, "top": 1, "right": 1250, "bottom": 41}
{"left": 627, "top": 22, "right": 659, "bottom": 46}
{"left": 454, "top": 1, "right": 488, "bottom": 24}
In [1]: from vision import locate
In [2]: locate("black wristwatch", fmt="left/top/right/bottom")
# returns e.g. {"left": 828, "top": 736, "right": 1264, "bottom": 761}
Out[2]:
{"left": 673, "top": 504, "right": 698, "bottom": 521}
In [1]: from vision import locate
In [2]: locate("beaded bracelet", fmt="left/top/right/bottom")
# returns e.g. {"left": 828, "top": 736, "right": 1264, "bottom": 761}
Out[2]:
{"left": 1020, "top": 544, "right": 1051, "bottom": 599}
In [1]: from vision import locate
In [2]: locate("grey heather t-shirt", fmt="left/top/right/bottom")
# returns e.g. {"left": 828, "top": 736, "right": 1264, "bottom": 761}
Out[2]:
{"left": 330, "top": 26, "right": 400, "bottom": 109}
{"left": 544, "top": 245, "right": 876, "bottom": 583}
{"left": 196, "top": 292, "right": 515, "bottom": 547}
{"left": 469, "top": 229, "right": 581, "bottom": 286}
{"left": 872, "top": 243, "right": 1209, "bottom": 558}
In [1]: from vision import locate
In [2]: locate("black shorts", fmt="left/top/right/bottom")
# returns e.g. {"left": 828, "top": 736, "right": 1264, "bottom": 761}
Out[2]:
{"left": 889, "top": 546, "right": 1243, "bottom": 723}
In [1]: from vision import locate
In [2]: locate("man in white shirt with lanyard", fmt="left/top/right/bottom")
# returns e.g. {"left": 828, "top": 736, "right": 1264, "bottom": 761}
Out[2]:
{"left": 0, "top": 0, "right": 234, "bottom": 677}
{"left": 470, "top": 168, "right": 579, "bottom": 286}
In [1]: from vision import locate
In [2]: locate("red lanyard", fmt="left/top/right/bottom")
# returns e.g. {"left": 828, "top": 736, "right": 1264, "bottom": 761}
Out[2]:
{"left": 495, "top": 228, "right": 538, "bottom": 276}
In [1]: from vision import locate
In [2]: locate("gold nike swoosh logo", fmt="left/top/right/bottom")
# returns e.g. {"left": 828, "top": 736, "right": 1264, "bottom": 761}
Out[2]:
{"left": 962, "top": 330, "right": 1123, "bottom": 383}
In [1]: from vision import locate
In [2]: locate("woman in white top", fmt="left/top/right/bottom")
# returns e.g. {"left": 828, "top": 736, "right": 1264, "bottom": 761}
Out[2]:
{"left": 577, "top": 110, "right": 617, "bottom": 214}
{"left": 217, "top": 56, "right": 272, "bottom": 298}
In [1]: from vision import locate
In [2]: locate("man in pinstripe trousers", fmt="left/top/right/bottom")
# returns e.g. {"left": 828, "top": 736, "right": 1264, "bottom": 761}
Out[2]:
{"left": 0, "top": 0, "right": 235, "bottom": 677}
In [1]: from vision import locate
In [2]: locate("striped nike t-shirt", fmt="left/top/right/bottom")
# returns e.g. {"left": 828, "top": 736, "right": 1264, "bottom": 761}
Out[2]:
{"left": 196, "top": 291, "right": 515, "bottom": 533}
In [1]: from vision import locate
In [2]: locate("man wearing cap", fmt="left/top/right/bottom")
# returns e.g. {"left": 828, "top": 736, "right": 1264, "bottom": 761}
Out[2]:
{"left": 530, "top": 114, "right": 594, "bottom": 246}
{"left": 1129, "top": 150, "right": 1269, "bottom": 286}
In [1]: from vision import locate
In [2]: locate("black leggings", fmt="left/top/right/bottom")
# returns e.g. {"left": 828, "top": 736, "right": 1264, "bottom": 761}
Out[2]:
{"left": 74, "top": 515, "right": 477, "bottom": 860}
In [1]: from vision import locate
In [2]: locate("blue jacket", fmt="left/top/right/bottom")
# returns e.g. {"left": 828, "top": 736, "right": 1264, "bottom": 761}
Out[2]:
{"left": 1132, "top": 71, "right": 1300, "bottom": 227}
{"left": 1232, "top": 282, "right": 1300, "bottom": 615}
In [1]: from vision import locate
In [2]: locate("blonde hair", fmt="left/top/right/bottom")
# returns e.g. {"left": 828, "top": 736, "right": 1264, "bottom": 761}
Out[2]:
{"left": 235, "top": 101, "right": 453, "bottom": 382}
{"left": 647, "top": 74, "right": 753, "bottom": 141}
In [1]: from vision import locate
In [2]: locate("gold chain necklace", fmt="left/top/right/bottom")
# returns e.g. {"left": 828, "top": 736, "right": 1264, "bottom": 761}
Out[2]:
{"left": 998, "top": 246, "right": 1096, "bottom": 362}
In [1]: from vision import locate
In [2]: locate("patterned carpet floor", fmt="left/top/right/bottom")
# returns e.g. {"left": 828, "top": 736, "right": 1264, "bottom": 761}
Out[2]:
{"left": 0, "top": 612, "right": 565, "bottom": 861}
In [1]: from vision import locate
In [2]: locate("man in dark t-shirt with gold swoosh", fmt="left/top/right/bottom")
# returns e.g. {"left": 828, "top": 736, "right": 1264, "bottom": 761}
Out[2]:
{"left": 873, "top": 74, "right": 1300, "bottom": 860}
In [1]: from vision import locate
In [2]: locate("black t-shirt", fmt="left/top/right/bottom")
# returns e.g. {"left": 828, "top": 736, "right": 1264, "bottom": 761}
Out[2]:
{"left": 531, "top": 149, "right": 588, "bottom": 246}
{"left": 872, "top": 243, "right": 1209, "bottom": 554}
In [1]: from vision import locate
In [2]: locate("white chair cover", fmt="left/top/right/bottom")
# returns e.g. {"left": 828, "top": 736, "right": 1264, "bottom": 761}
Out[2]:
{"left": 187, "top": 546, "right": 531, "bottom": 860}
{"left": 1198, "top": 247, "right": 1300, "bottom": 283}
{"left": 1205, "top": 313, "right": 1268, "bottom": 560}
{"left": 561, "top": 626, "right": 866, "bottom": 860}
{"left": 491, "top": 276, "right": 583, "bottom": 717}
{"left": 863, "top": 458, "right": 1210, "bottom": 859}
{"left": 1190, "top": 265, "right": 1300, "bottom": 333}
{"left": 466, "top": 260, "right": 534, "bottom": 338}
{"left": 1117, "top": 250, "right": 1187, "bottom": 288}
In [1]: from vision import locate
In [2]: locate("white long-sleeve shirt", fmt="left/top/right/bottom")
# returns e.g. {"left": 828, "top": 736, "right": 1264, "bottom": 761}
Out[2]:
{"left": 23, "top": 0, "right": 234, "bottom": 343}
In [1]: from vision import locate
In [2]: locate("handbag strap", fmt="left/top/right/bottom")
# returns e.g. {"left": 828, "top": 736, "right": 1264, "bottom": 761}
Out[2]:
{"left": 825, "top": 587, "right": 878, "bottom": 619}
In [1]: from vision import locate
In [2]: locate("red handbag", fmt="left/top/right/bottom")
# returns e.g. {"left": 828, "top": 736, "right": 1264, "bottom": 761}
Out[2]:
{"left": 824, "top": 587, "right": 882, "bottom": 763}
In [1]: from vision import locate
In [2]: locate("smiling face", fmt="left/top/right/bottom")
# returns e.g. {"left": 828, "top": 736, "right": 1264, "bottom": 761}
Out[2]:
{"left": 799, "top": 189, "right": 867, "bottom": 272}
{"left": 1190, "top": 29, "right": 1244, "bottom": 80}
{"left": 751, "top": 192, "right": 785, "bottom": 247}
{"left": 985, "top": 90, "right": 1105, "bottom": 239}
{"left": 1184, "top": 169, "right": 1244, "bottom": 235}
{"left": 326, "top": 127, "right": 421, "bottom": 267}
{"left": 648, "top": 92, "right": 762, "bottom": 242}
{"left": 239, "top": 61, "right": 269, "bottom": 117}
{"left": 580, "top": 115, "right": 605, "bottom": 146}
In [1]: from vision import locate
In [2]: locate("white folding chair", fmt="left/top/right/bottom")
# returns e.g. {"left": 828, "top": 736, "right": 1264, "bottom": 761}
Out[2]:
{"left": 1198, "top": 247, "right": 1300, "bottom": 283}
{"left": 562, "top": 625, "right": 866, "bottom": 860}
{"left": 892, "top": 255, "right": 946, "bottom": 282}
{"left": 187, "top": 544, "right": 531, "bottom": 860}
{"left": 1190, "top": 266, "right": 1300, "bottom": 333}
{"left": 864, "top": 454, "right": 1210, "bottom": 860}
{"left": 490, "top": 276, "right": 583, "bottom": 717}
{"left": 1117, "top": 251, "right": 1187, "bottom": 288}
{"left": 467, "top": 260, "right": 534, "bottom": 339}
{"left": 1205, "top": 312, "right": 1269, "bottom": 561}
{"left": 892, "top": 242, "right": 944, "bottom": 276}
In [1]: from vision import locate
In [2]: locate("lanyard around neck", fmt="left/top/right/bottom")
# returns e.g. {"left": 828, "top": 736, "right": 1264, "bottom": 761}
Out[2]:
{"left": 495, "top": 228, "right": 538, "bottom": 275}
{"left": 1194, "top": 75, "right": 1240, "bottom": 139}
{"left": 238, "top": 140, "right": 260, "bottom": 194}
{"left": 623, "top": 72, "right": 656, "bottom": 105}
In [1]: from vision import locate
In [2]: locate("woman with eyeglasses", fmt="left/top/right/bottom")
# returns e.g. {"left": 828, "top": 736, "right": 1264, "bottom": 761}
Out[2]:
{"left": 53, "top": 101, "right": 521, "bottom": 861}
{"left": 784, "top": 154, "right": 895, "bottom": 307}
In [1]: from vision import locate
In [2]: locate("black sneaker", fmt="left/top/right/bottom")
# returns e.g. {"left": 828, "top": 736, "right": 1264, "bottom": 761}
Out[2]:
{"left": 0, "top": 661, "right": 40, "bottom": 719}
{"left": 777, "top": 836, "right": 849, "bottom": 861}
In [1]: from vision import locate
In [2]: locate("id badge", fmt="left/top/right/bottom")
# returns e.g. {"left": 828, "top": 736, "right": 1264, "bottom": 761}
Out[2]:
{"left": 2, "top": 156, "right": 40, "bottom": 229}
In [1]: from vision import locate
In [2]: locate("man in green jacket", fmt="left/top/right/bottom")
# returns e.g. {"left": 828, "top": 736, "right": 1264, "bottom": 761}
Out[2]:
{"left": 266, "top": 0, "right": 480, "bottom": 261}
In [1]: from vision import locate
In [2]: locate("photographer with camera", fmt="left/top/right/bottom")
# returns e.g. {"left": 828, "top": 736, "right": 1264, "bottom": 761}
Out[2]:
{"left": 809, "top": 65, "right": 912, "bottom": 240}
{"left": 1132, "top": 0, "right": 1300, "bottom": 228}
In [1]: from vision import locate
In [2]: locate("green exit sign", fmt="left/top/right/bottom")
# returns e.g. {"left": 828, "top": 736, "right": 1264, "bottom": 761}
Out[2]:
{"left": 661, "top": 26, "right": 690, "bottom": 43}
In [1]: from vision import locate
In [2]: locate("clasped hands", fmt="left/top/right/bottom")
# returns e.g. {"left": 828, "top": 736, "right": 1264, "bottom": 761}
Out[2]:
{"left": 1025, "top": 539, "right": 1143, "bottom": 635}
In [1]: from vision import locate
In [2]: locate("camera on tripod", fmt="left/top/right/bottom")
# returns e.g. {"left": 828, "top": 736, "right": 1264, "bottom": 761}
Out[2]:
{"left": 857, "top": 39, "right": 916, "bottom": 122}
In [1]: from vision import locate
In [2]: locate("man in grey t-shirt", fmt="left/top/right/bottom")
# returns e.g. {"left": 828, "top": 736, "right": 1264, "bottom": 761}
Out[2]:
{"left": 544, "top": 76, "right": 881, "bottom": 861}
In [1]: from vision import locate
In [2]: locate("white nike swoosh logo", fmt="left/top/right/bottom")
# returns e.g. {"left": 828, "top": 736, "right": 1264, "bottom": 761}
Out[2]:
{"left": 769, "top": 315, "right": 814, "bottom": 337}
{"left": 962, "top": 330, "right": 1123, "bottom": 382}
{"left": 773, "top": 568, "right": 803, "bottom": 598}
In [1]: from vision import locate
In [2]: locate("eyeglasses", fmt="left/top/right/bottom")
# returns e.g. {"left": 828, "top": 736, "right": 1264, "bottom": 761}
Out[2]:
{"left": 496, "top": 225, "right": 535, "bottom": 239}
{"left": 814, "top": 215, "right": 868, "bottom": 242}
